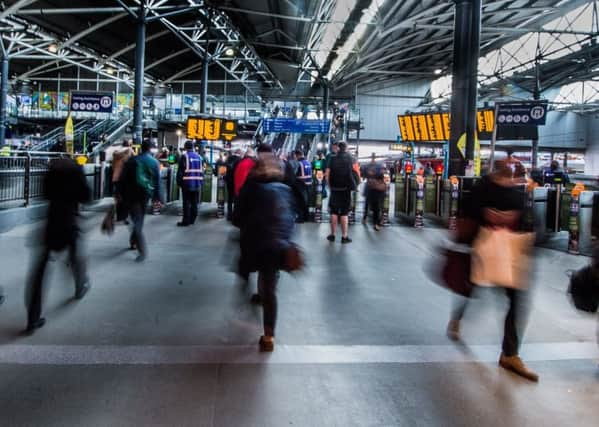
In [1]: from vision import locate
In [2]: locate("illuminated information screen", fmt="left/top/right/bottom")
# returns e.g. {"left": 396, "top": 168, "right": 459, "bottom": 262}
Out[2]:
{"left": 397, "top": 110, "right": 494, "bottom": 142}
{"left": 186, "top": 117, "right": 238, "bottom": 141}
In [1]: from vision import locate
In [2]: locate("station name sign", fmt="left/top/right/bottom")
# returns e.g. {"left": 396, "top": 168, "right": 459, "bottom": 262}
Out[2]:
{"left": 397, "top": 110, "right": 494, "bottom": 143}
{"left": 495, "top": 101, "right": 548, "bottom": 126}
{"left": 186, "top": 117, "right": 238, "bottom": 141}
{"left": 70, "top": 91, "right": 114, "bottom": 113}
{"left": 262, "top": 118, "right": 330, "bottom": 134}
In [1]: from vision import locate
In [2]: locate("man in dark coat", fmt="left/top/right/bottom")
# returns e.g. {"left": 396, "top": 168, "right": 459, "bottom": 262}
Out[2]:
{"left": 25, "top": 143, "right": 91, "bottom": 334}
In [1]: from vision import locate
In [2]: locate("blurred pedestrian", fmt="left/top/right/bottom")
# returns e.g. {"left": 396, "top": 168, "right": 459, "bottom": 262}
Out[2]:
{"left": 326, "top": 141, "right": 355, "bottom": 243}
{"left": 363, "top": 153, "right": 386, "bottom": 231}
{"left": 233, "top": 147, "right": 257, "bottom": 197}
{"left": 176, "top": 140, "right": 203, "bottom": 226}
{"left": 111, "top": 139, "right": 134, "bottom": 222}
{"left": 120, "top": 139, "right": 161, "bottom": 262}
{"left": 235, "top": 155, "right": 297, "bottom": 352}
{"left": 25, "top": 142, "right": 91, "bottom": 334}
{"left": 446, "top": 159, "right": 538, "bottom": 381}
{"left": 225, "top": 149, "right": 242, "bottom": 221}
{"left": 294, "top": 150, "right": 312, "bottom": 222}
{"left": 424, "top": 162, "right": 435, "bottom": 176}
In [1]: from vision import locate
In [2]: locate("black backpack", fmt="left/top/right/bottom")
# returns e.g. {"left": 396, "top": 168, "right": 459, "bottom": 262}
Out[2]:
{"left": 568, "top": 265, "right": 599, "bottom": 313}
{"left": 328, "top": 153, "right": 354, "bottom": 190}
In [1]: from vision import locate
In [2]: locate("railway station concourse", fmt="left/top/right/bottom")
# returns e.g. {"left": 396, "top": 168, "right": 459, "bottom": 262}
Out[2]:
{"left": 0, "top": 1, "right": 598, "bottom": 426}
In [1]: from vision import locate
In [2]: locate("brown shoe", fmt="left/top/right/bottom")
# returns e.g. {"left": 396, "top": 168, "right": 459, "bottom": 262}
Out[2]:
{"left": 446, "top": 319, "right": 460, "bottom": 341}
{"left": 259, "top": 335, "right": 274, "bottom": 352}
{"left": 499, "top": 354, "right": 539, "bottom": 382}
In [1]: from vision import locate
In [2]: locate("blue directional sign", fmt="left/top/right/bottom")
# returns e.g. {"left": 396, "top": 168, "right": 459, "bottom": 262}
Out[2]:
{"left": 496, "top": 101, "right": 548, "bottom": 126}
{"left": 262, "top": 118, "right": 331, "bottom": 134}
{"left": 70, "top": 91, "right": 114, "bottom": 113}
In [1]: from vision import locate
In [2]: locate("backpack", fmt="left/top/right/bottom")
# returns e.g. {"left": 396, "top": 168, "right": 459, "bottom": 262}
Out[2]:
{"left": 136, "top": 156, "right": 156, "bottom": 198}
{"left": 328, "top": 153, "right": 354, "bottom": 190}
{"left": 568, "top": 265, "right": 599, "bottom": 313}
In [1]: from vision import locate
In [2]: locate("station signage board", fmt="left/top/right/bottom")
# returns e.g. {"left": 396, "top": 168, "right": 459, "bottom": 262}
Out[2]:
{"left": 186, "top": 117, "right": 238, "bottom": 141}
{"left": 70, "top": 91, "right": 114, "bottom": 113}
{"left": 495, "top": 101, "right": 548, "bottom": 126}
{"left": 397, "top": 110, "right": 494, "bottom": 142}
{"left": 262, "top": 118, "right": 330, "bottom": 134}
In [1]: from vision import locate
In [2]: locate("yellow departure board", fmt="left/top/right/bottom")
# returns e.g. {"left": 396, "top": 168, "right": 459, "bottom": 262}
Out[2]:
{"left": 186, "top": 117, "right": 238, "bottom": 141}
{"left": 397, "top": 110, "right": 494, "bottom": 142}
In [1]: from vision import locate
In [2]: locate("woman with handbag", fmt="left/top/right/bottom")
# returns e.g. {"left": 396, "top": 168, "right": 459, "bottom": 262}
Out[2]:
{"left": 446, "top": 159, "right": 538, "bottom": 382}
{"left": 235, "top": 154, "right": 299, "bottom": 352}
{"left": 363, "top": 154, "right": 387, "bottom": 231}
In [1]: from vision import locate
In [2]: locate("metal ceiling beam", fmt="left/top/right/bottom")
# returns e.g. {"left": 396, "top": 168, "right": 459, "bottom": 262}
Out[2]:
{"left": 15, "top": 5, "right": 179, "bottom": 15}
{"left": 0, "top": 0, "right": 38, "bottom": 21}
{"left": 61, "top": 13, "right": 127, "bottom": 49}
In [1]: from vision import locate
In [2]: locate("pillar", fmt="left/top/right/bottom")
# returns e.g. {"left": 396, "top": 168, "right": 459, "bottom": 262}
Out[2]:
{"left": 448, "top": 0, "right": 481, "bottom": 176}
{"left": 133, "top": 3, "right": 146, "bottom": 144}
{"left": 0, "top": 55, "right": 8, "bottom": 147}
{"left": 323, "top": 84, "right": 329, "bottom": 120}
{"left": 531, "top": 61, "right": 541, "bottom": 169}
{"left": 200, "top": 54, "right": 209, "bottom": 114}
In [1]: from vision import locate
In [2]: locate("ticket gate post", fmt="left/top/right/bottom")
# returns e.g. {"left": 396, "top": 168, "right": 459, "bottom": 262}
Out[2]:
{"left": 448, "top": 176, "right": 459, "bottom": 230}
{"left": 414, "top": 175, "right": 425, "bottom": 228}
{"left": 349, "top": 190, "right": 357, "bottom": 224}
{"left": 314, "top": 171, "right": 324, "bottom": 223}
{"left": 216, "top": 173, "right": 226, "bottom": 218}
{"left": 201, "top": 165, "right": 213, "bottom": 203}
{"left": 382, "top": 173, "right": 391, "bottom": 226}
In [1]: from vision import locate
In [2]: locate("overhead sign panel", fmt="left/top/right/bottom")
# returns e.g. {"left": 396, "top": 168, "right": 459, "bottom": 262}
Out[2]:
{"left": 397, "top": 110, "right": 496, "bottom": 142}
{"left": 70, "top": 91, "right": 114, "bottom": 113}
{"left": 262, "top": 118, "right": 330, "bottom": 134}
{"left": 186, "top": 117, "right": 238, "bottom": 141}
{"left": 496, "top": 101, "right": 548, "bottom": 126}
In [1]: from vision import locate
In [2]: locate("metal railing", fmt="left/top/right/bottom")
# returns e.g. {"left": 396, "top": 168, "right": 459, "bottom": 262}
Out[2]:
{"left": 0, "top": 151, "right": 102, "bottom": 206}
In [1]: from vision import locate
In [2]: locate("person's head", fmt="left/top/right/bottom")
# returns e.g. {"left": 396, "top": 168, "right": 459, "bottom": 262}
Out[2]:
{"left": 245, "top": 147, "right": 256, "bottom": 158}
{"left": 257, "top": 143, "right": 273, "bottom": 160}
{"left": 184, "top": 140, "right": 194, "bottom": 151}
{"left": 250, "top": 155, "right": 284, "bottom": 182}
{"left": 426, "top": 162, "right": 432, "bottom": 168}
{"left": 234, "top": 148, "right": 242, "bottom": 157}
{"left": 141, "top": 139, "right": 153, "bottom": 153}
{"left": 294, "top": 149, "right": 304, "bottom": 159}
{"left": 370, "top": 152, "right": 376, "bottom": 163}
{"left": 331, "top": 142, "right": 339, "bottom": 153}
{"left": 122, "top": 139, "right": 130, "bottom": 148}
{"left": 338, "top": 142, "right": 347, "bottom": 153}
{"left": 492, "top": 159, "right": 513, "bottom": 179}
{"left": 550, "top": 160, "right": 560, "bottom": 171}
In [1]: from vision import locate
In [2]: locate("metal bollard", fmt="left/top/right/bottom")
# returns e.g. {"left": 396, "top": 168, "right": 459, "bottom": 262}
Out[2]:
{"left": 568, "top": 183, "right": 585, "bottom": 254}
{"left": 382, "top": 174, "right": 391, "bottom": 226}
{"left": 448, "top": 176, "right": 459, "bottom": 231}
{"left": 414, "top": 175, "right": 425, "bottom": 228}
{"left": 314, "top": 172, "right": 324, "bottom": 223}
{"left": 349, "top": 190, "right": 357, "bottom": 225}
{"left": 216, "top": 173, "right": 226, "bottom": 218}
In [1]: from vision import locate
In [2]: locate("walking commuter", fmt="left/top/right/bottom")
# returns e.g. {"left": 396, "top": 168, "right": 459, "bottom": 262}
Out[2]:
{"left": 323, "top": 141, "right": 339, "bottom": 172}
{"left": 295, "top": 150, "right": 312, "bottom": 222}
{"left": 120, "top": 139, "right": 161, "bottom": 262}
{"left": 111, "top": 139, "right": 134, "bottom": 222}
{"left": 363, "top": 153, "right": 386, "bottom": 231}
{"left": 225, "top": 149, "right": 242, "bottom": 220}
{"left": 233, "top": 147, "right": 257, "bottom": 197}
{"left": 325, "top": 141, "right": 355, "bottom": 243}
{"left": 176, "top": 141, "right": 204, "bottom": 226}
{"left": 424, "top": 162, "right": 435, "bottom": 176}
{"left": 446, "top": 159, "right": 538, "bottom": 381}
{"left": 25, "top": 142, "right": 91, "bottom": 334}
{"left": 235, "top": 155, "right": 297, "bottom": 352}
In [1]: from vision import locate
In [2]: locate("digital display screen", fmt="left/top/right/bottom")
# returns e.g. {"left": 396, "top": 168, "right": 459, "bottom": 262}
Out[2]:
{"left": 397, "top": 110, "right": 495, "bottom": 142}
{"left": 187, "top": 117, "right": 238, "bottom": 141}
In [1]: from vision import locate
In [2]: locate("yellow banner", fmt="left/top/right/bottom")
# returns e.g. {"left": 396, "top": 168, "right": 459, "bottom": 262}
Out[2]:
{"left": 65, "top": 114, "right": 74, "bottom": 154}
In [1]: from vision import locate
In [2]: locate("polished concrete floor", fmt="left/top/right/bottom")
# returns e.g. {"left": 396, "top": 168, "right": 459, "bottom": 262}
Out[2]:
{"left": 0, "top": 205, "right": 597, "bottom": 426}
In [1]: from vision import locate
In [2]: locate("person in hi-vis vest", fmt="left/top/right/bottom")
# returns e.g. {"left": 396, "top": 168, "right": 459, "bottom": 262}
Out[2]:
{"left": 294, "top": 150, "right": 312, "bottom": 222}
{"left": 176, "top": 141, "right": 204, "bottom": 226}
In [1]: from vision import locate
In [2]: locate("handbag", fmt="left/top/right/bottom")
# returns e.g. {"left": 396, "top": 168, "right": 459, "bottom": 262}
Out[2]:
{"left": 568, "top": 266, "right": 599, "bottom": 313}
{"left": 440, "top": 248, "right": 473, "bottom": 297}
{"left": 101, "top": 204, "right": 115, "bottom": 235}
{"left": 470, "top": 226, "right": 534, "bottom": 289}
{"left": 281, "top": 244, "right": 305, "bottom": 273}
{"left": 367, "top": 177, "right": 386, "bottom": 192}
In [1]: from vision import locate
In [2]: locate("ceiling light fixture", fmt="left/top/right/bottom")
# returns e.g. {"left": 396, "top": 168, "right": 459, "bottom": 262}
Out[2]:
{"left": 225, "top": 47, "right": 235, "bottom": 57}
{"left": 48, "top": 43, "right": 58, "bottom": 54}
{"left": 434, "top": 69, "right": 443, "bottom": 75}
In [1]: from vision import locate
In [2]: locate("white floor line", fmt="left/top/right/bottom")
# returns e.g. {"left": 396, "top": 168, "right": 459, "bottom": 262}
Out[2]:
{"left": 0, "top": 342, "right": 596, "bottom": 365}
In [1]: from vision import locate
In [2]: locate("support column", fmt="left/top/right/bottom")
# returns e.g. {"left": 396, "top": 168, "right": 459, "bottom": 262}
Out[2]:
{"left": 244, "top": 88, "right": 248, "bottom": 122}
{"left": 223, "top": 72, "right": 227, "bottom": 117}
{"left": 448, "top": 0, "right": 481, "bottom": 176}
{"left": 200, "top": 54, "right": 209, "bottom": 114}
{"left": 0, "top": 55, "right": 8, "bottom": 147}
{"left": 531, "top": 60, "right": 541, "bottom": 169}
{"left": 133, "top": 3, "right": 146, "bottom": 144}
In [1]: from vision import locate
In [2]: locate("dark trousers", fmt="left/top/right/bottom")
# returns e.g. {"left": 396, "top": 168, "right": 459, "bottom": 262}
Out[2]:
{"left": 113, "top": 181, "right": 128, "bottom": 221}
{"left": 299, "top": 184, "right": 310, "bottom": 221}
{"left": 258, "top": 268, "right": 280, "bottom": 337}
{"left": 26, "top": 239, "right": 88, "bottom": 324}
{"left": 369, "top": 190, "right": 384, "bottom": 226}
{"left": 182, "top": 189, "right": 199, "bottom": 224}
{"left": 129, "top": 200, "right": 147, "bottom": 255}
{"left": 226, "top": 183, "right": 235, "bottom": 220}
{"left": 452, "top": 288, "right": 525, "bottom": 357}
